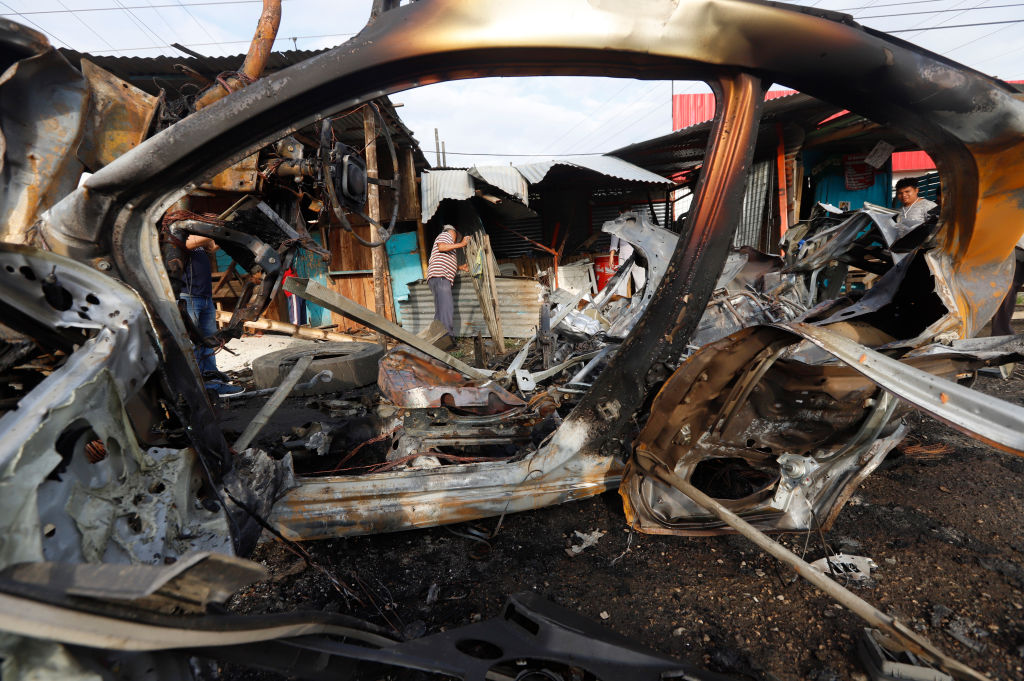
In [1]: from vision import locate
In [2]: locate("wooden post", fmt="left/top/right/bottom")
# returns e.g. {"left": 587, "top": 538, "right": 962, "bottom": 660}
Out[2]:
{"left": 364, "top": 104, "right": 395, "bottom": 328}
{"left": 483, "top": 235, "right": 505, "bottom": 352}
{"left": 775, "top": 123, "right": 789, "bottom": 240}
{"left": 465, "top": 234, "right": 502, "bottom": 347}
{"left": 403, "top": 146, "right": 428, "bottom": 276}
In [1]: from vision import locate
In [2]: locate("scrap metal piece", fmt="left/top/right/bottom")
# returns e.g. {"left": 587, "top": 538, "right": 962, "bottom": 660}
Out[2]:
{"left": 247, "top": 591, "right": 720, "bottom": 681}
{"left": 379, "top": 345, "right": 524, "bottom": 414}
{"left": 781, "top": 322, "right": 1024, "bottom": 455}
{"left": 287, "top": 277, "right": 492, "bottom": 380}
{"left": 77, "top": 60, "right": 160, "bottom": 172}
{"left": 653, "top": 467, "right": 989, "bottom": 681}
{"left": 0, "top": 22, "right": 88, "bottom": 244}
{"left": 234, "top": 355, "right": 314, "bottom": 451}
{"left": 515, "top": 349, "right": 603, "bottom": 394}
{"left": 2, "top": 553, "right": 267, "bottom": 614}
{"left": 601, "top": 210, "right": 680, "bottom": 339}
{"left": 810, "top": 553, "right": 878, "bottom": 583}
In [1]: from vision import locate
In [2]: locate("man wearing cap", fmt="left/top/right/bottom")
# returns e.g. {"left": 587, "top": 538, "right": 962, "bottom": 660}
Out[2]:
{"left": 426, "top": 225, "right": 470, "bottom": 337}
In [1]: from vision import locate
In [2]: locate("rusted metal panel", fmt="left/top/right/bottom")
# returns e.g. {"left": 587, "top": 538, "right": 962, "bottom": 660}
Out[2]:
{"left": 0, "top": 24, "right": 89, "bottom": 244}
{"left": 379, "top": 345, "right": 525, "bottom": 414}
{"left": 77, "top": 60, "right": 159, "bottom": 172}
{"left": 398, "top": 276, "right": 544, "bottom": 338}
{"left": 198, "top": 153, "right": 260, "bottom": 192}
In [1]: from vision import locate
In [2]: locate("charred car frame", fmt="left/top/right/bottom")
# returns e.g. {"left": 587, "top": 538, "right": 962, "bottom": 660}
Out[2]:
{"left": 2, "top": 0, "right": 1024, "bottom": 678}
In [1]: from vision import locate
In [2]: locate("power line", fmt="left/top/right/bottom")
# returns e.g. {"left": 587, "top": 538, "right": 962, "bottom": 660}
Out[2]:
{"left": 560, "top": 81, "right": 665, "bottom": 154}
{"left": 0, "top": 0, "right": 74, "bottom": 47}
{"left": 80, "top": 31, "right": 356, "bottom": 54}
{"left": 857, "top": 2, "right": 1024, "bottom": 18}
{"left": 113, "top": 0, "right": 170, "bottom": 47}
{"left": 0, "top": 0, "right": 289, "bottom": 15}
{"left": 172, "top": 0, "right": 227, "bottom": 55}
{"left": 539, "top": 79, "right": 636, "bottom": 154}
{"left": 944, "top": 17, "right": 1020, "bottom": 52}
{"left": 428, "top": 150, "right": 606, "bottom": 158}
{"left": 58, "top": 0, "right": 114, "bottom": 50}
{"left": 887, "top": 17, "right": 1024, "bottom": 31}
{"left": 838, "top": 0, "right": 948, "bottom": 10}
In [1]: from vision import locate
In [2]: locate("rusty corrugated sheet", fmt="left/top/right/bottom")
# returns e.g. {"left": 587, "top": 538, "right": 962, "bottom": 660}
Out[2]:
{"left": 399, "top": 275, "right": 543, "bottom": 338}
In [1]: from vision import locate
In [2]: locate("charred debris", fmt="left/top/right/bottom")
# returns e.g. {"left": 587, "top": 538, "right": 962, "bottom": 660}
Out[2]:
{"left": 2, "top": 0, "right": 1024, "bottom": 679}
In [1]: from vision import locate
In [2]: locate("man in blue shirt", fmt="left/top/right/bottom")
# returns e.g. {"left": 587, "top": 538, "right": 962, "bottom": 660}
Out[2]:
{"left": 179, "top": 234, "right": 243, "bottom": 396}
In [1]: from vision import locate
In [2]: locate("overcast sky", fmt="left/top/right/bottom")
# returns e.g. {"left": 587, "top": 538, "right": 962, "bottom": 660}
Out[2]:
{"left": 3, "top": 0, "right": 1021, "bottom": 167}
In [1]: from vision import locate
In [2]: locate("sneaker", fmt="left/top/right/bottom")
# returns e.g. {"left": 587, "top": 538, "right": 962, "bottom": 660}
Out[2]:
{"left": 205, "top": 380, "right": 244, "bottom": 396}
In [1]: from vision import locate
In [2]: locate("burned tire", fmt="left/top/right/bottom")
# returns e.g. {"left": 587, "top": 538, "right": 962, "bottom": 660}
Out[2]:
{"left": 251, "top": 341, "right": 385, "bottom": 396}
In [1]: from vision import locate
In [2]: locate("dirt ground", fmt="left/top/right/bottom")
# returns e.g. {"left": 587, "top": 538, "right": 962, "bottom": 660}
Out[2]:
{"left": 219, "top": 341, "right": 1024, "bottom": 681}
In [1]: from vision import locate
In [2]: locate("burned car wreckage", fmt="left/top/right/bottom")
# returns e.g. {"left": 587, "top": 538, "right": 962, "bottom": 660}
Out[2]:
{"left": 1, "top": 0, "right": 1024, "bottom": 678}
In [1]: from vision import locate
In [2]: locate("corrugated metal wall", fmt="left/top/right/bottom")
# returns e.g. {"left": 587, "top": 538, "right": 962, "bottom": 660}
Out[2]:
{"left": 733, "top": 160, "right": 774, "bottom": 250}
{"left": 399, "top": 276, "right": 545, "bottom": 338}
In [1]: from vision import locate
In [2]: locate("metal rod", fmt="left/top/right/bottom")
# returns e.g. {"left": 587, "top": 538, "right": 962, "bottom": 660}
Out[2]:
{"left": 285, "top": 277, "right": 492, "bottom": 380}
{"left": 234, "top": 354, "right": 314, "bottom": 451}
{"left": 657, "top": 466, "right": 989, "bottom": 681}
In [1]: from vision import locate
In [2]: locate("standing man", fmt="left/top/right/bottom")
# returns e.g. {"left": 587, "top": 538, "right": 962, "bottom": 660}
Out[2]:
{"left": 426, "top": 225, "right": 469, "bottom": 337}
{"left": 177, "top": 233, "right": 243, "bottom": 396}
{"left": 894, "top": 178, "right": 938, "bottom": 228}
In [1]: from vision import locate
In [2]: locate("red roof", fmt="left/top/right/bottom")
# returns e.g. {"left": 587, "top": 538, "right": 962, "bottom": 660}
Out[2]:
{"left": 672, "top": 82, "right": 1024, "bottom": 174}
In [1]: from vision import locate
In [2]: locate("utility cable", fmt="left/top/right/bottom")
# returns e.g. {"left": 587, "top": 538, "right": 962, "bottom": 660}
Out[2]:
{"left": 113, "top": 0, "right": 170, "bottom": 48}
{"left": 857, "top": 2, "right": 1024, "bottom": 18}
{"left": 559, "top": 80, "right": 665, "bottom": 154}
{"left": 57, "top": 0, "right": 114, "bottom": 50}
{"left": 539, "top": 79, "right": 637, "bottom": 154}
{"left": 81, "top": 30, "right": 356, "bottom": 53}
{"left": 0, "top": 0, "right": 297, "bottom": 15}
{"left": 174, "top": 0, "right": 224, "bottom": 52}
{"left": 887, "top": 17, "right": 1024, "bottom": 31}
{"left": 0, "top": 0, "right": 74, "bottom": 46}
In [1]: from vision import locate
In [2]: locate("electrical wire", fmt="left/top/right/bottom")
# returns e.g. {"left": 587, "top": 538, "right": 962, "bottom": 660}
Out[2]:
{"left": 0, "top": 0, "right": 296, "bottom": 15}
{"left": 81, "top": 30, "right": 356, "bottom": 53}
{"left": 172, "top": 0, "right": 225, "bottom": 55}
{"left": 888, "top": 17, "right": 1024, "bottom": 31}
{"left": 113, "top": 0, "right": 170, "bottom": 48}
{"left": 559, "top": 80, "right": 666, "bottom": 154}
{"left": 538, "top": 79, "right": 636, "bottom": 154}
{"left": 57, "top": 0, "right": 114, "bottom": 50}
{"left": 0, "top": 0, "right": 74, "bottom": 46}
{"left": 857, "top": 1, "right": 1024, "bottom": 18}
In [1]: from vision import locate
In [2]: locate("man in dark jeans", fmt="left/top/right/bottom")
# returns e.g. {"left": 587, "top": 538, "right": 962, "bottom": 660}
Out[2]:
{"left": 179, "top": 233, "right": 243, "bottom": 396}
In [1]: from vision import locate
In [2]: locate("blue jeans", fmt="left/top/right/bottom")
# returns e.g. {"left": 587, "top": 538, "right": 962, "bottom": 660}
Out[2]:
{"left": 181, "top": 294, "right": 217, "bottom": 376}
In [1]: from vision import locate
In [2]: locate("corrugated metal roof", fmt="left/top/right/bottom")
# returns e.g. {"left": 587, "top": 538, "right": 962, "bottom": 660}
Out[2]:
{"left": 421, "top": 170, "right": 476, "bottom": 222}
{"left": 469, "top": 165, "right": 528, "bottom": 203}
{"left": 398, "top": 276, "right": 544, "bottom": 338}
{"left": 515, "top": 155, "right": 672, "bottom": 185}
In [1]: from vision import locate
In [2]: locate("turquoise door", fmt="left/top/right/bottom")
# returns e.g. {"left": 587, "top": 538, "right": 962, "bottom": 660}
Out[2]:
{"left": 386, "top": 231, "right": 423, "bottom": 324}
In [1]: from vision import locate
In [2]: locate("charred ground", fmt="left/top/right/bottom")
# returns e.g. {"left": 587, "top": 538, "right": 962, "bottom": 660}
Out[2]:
{"left": 223, "top": 369, "right": 1024, "bottom": 681}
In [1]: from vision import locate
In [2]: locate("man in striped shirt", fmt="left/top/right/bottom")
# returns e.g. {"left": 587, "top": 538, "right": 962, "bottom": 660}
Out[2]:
{"left": 427, "top": 225, "right": 469, "bottom": 336}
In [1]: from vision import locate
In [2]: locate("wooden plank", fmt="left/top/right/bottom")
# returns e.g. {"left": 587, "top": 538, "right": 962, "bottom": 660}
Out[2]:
{"left": 466, "top": 234, "right": 502, "bottom": 347}
{"left": 286, "top": 277, "right": 492, "bottom": 380}
{"left": 483, "top": 235, "right": 506, "bottom": 352}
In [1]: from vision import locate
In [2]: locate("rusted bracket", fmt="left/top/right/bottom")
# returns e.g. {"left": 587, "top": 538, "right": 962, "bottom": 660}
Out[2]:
{"left": 284, "top": 277, "right": 492, "bottom": 380}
